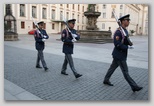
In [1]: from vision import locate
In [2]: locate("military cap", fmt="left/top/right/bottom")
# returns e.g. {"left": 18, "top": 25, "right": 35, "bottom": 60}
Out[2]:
{"left": 37, "top": 21, "right": 44, "bottom": 25}
{"left": 67, "top": 19, "right": 76, "bottom": 23}
{"left": 118, "top": 14, "right": 130, "bottom": 21}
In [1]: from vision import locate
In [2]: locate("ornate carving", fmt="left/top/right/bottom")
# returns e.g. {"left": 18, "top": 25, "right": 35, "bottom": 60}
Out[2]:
{"left": 89, "top": 4, "right": 96, "bottom": 12}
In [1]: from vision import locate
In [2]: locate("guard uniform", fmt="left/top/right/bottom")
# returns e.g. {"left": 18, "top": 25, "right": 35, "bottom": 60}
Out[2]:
{"left": 34, "top": 21, "right": 49, "bottom": 71}
{"left": 61, "top": 19, "right": 82, "bottom": 78}
{"left": 62, "top": 29, "right": 79, "bottom": 54}
{"left": 103, "top": 14, "right": 143, "bottom": 92}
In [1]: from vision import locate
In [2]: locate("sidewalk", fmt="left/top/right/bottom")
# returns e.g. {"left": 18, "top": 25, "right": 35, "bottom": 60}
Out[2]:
{"left": 4, "top": 34, "right": 148, "bottom": 100}
{"left": 4, "top": 79, "right": 42, "bottom": 100}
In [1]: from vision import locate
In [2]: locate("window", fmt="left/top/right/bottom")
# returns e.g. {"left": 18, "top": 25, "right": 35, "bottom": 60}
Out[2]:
{"left": 82, "top": 6, "right": 84, "bottom": 12}
{"left": 66, "top": 12, "right": 69, "bottom": 20}
{"left": 102, "top": 23, "right": 105, "bottom": 29}
{"left": 77, "top": 26, "right": 79, "bottom": 30}
{"left": 52, "top": 23, "right": 55, "bottom": 29}
{"left": 111, "top": 12, "right": 114, "bottom": 18}
{"left": 145, "top": 22, "right": 148, "bottom": 35}
{"left": 7, "top": 21, "right": 11, "bottom": 30}
{"left": 120, "top": 5, "right": 123, "bottom": 9}
{"left": 146, "top": 13, "right": 148, "bottom": 19}
{"left": 21, "top": 21, "right": 25, "bottom": 29}
{"left": 32, "top": 6, "right": 36, "bottom": 18}
{"left": 44, "top": 23, "right": 46, "bottom": 29}
{"left": 77, "top": 15, "right": 79, "bottom": 23}
{"left": 119, "top": 13, "right": 122, "bottom": 17}
{"left": 145, "top": 22, "right": 148, "bottom": 28}
{"left": 60, "top": 11, "right": 63, "bottom": 20}
{"left": 72, "top": 4, "right": 74, "bottom": 9}
{"left": 82, "top": 16, "right": 84, "bottom": 24}
{"left": 103, "top": 4, "right": 106, "bottom": 9}
{"left": 102, "top": 12, "right": 106, "bottom": 18}
{"left": 42, "top": 8, "right": 47, "bottom": 19}
{"left": 67, "top": 4, "right": 69, "bottom": 8}
{"left": 20, "top": 4, "right": 25, "bottom": 17}
{"left": 60, "top": 4, "right": 63, "bottom": 6}
{"left": 33, "top": 22, "right": 35, "bottom": 29}
{"left": 78, "top": 5, "right": 80, "bottom": 11}
{"left": 52, "top": 9, "right": 55, "bottom": 19}
{"left": 72, "top": 13, "right": 74, "bottom": 19}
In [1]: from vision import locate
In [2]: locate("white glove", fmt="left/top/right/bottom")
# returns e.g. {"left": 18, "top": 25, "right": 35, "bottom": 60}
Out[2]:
{"left": 128, "top": 46, "right": 134, "bottom": 49}
{"left": 43, "top": 35, "right": 47, "bottom": 39}
{"left": 72, "top": 34, "right": 78, "bottom": 38}
{"left": 72, "top": 38, "right": 76, "bottom": 42}
{"left": 42, "top": 39, "right": 46, "bottom": 42}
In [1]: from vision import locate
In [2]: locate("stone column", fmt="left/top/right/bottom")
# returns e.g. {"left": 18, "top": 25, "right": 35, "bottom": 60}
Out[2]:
{"left": 59, "top": 22, "right": 61, "bottom": 33}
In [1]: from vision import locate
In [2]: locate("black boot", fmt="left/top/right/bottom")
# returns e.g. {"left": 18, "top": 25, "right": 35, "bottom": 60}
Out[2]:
{"left": 36, "top": 65, "right": 42, "bottom": 68}
{"left": 61, "top": 71, "right": 68, "bottom": 75}
{"left": 103, "top": 81, "right": 114, "bottom": 86}
{"left": 75, "top": 74, "right": 82, "bottom": 78}
{"left": 44, "top": 67, "right": 49, "bottom": 71}
{"left": 132, "top": 87, "right": 143, "bottom": 92}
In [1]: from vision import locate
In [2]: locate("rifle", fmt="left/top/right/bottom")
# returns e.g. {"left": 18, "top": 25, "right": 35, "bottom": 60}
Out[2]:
{"left": 63, "top": 18, "right": 77, "bottom": 42}
{"left": 31, "top": 17, "right": 44, "bottom": 38}
{"left": 112, "top": 10, "right": 133, "bottom": 46}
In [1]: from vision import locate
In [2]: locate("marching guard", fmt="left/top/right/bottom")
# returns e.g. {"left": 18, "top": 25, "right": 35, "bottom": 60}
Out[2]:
{"left": 34, "top": 21, "right": 49, "bottom": 71}
{"left": 61, "top": 19, "right": 82, "bottom": 78}
{"left": 103, "top": 14, "right": 143, "bottom": 92}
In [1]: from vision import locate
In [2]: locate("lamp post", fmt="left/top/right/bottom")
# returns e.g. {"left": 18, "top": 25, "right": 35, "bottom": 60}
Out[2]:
{"left": 4, "top": 4, "right": 18, "bottom": 41}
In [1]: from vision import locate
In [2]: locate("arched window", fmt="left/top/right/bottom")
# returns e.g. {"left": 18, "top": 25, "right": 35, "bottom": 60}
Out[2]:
{"left": 20, "top": 4, "right": 25, "bottom": 17}
{"left": 32, "top": 6, "right": 37, "bottom": 18}
{"left": 103, "top": 4, "right": 106, "bottom": 9}
{"left": 102, "top": 23, "right": 105, "bottom": 29}
{"left": 120, "top": 5, "right": 123, "bottom": 9}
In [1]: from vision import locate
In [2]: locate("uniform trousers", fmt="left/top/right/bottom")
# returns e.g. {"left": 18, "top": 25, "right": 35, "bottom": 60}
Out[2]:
{"left": 36, "top": 50, "right": 47, "bottom": 68}
{"left": 61, "top": 54, "right": 78, "bottom": 75}
{"left": 104, "top": 59, "right": 139, "bottom": 89}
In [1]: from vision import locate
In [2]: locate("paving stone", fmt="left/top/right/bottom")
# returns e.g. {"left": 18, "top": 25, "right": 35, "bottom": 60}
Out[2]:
{"left": 4, "top": 45, "right": 148, "bottom": 100}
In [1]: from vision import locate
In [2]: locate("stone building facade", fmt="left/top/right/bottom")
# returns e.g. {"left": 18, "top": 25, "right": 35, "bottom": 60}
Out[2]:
{"left": 4, "top": 4, "right": 148, "bottom": 36}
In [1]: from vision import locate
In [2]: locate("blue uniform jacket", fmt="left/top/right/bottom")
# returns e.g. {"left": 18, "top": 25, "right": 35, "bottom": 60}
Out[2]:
{"left": 34, "top": 29, "right": 49, "bottom": 50}
{"left": 112, "top": 28, "right": 130, "bottom": 61}
{"left": 61, "top": 28, "right": 80, "bottom": 54}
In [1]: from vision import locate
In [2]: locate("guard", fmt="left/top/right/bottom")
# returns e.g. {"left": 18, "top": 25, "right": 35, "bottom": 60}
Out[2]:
{"left": 61, "top": 19, "right": 82, "bottom": 78}
{"left": 103, "top": 14, "right": 143, "bottom": 92}
{"left": 34, "top": 21, "right": 49, "bottom": 71}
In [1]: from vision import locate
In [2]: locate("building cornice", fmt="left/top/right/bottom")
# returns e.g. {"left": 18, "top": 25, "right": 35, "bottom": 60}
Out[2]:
{"left": 131, "top": 4, "right": 141, "bottom": 11}
{"left": 126, "top": 4, "right": 140, "bottom": 12}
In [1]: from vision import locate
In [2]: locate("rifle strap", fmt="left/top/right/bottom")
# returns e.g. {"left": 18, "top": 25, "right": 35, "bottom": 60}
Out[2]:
{"left": 116, "top": 28, "right": 125, "bottom": 44}
{"left": 65, "top": 28, "right": 69, "bottom": 38}
{"left": 35, "top": 29, "right": 41, "bottom": 38}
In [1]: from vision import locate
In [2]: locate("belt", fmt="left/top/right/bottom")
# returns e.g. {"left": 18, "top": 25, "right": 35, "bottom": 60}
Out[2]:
{"left": 64, "top": 42, "right": 73, "bottom": 45}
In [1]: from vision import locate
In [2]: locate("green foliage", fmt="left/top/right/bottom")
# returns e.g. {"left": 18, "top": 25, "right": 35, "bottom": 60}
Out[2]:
{"left": 87, "top": 4, "right": 91, "bottom": 11}
{"left": 130, "top": 30, "right": 135, "bottom": 36}
{"left": 130, "top": 30, "right": 135, "bottom": 34}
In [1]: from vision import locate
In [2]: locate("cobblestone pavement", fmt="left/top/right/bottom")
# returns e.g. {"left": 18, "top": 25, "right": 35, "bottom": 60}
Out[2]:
{"left": 4, "top": 34, "right": 148, "bottom": 100}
